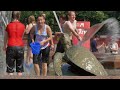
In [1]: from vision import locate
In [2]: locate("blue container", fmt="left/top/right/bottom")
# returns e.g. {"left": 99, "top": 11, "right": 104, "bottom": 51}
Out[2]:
{"left": 30, "top": 42, "right": 41, "bottom": 55}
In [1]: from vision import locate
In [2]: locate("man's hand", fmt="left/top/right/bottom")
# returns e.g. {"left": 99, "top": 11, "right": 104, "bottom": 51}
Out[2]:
{"left": 78, "top": 36, "right": 82, "bottom": 41}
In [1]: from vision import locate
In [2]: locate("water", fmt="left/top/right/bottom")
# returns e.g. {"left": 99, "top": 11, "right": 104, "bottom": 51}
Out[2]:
{"left": 0, "top": 11, "right": 12, "bottom": 75}
{"left": 53, "top": 11, "right": 63, "bottom": 33}
{"left": 0, "top": 35, "right": 6, "bottom": 74}
{"left": 104, "top": 18, "right": 120, "bottom": 42}
{"left": 81, "top": 23, "right": 104, "bottom": 44}
{"left": 81, "top": 18, "right": 120, "bottom": 45}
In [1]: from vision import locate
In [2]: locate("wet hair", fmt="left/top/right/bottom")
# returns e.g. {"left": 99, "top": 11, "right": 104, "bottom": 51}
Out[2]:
{"left": 12, "top": 11, "right": 21, "bottom": 19}
{"left": 28, "top": 15, "right": 35, "bottom": 23}
{"left": 37, "top": 13, "right": 46, "bottom": 20}
{"left": 67, "top": 11, "right": 75, "bottom": 16}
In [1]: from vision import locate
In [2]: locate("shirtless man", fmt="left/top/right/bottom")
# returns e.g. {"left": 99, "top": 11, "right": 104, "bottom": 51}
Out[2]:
{"left": 63, "top": 11, "right": 82, "bottom": 43}
{"left": 55, "top": 11, "right": 82, "bottom": 54}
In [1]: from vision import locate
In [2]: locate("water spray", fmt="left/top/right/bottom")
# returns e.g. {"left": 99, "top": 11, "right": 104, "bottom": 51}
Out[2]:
{"left": 0, "top": 12, "right": 7, "bottom": 27}
{"left": 53, "top": 11, "right": 63, "bottom": 33}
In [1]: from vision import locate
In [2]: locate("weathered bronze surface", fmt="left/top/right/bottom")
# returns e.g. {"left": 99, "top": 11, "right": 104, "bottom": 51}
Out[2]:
{"left": 53, "top": 33, "right": 108, "bottom": 76}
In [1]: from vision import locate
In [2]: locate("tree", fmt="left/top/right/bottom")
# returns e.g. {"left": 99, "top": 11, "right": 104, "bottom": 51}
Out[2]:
{"left": 19, "top": 11, "right": 120, "bottom": 34}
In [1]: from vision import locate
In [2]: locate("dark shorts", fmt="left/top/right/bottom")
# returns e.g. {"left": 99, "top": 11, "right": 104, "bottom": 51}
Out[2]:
{"left": 33, "top": 46, "right": 50, "bottom": 64}
{"left": 6, "top": 46, "right": 24, "bottom": 73}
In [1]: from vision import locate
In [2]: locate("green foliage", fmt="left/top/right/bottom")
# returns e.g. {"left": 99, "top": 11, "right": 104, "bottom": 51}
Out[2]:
{"left": 20, "top": 11, "right": 120, "bottom": 34}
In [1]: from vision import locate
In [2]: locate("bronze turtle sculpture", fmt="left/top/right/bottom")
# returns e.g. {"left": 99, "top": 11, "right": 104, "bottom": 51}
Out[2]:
{"left": 52, "top": 17, "right": 119, "bottom": 76}
{"left": 53, "top": 33, "right": 108, "bottom": 76}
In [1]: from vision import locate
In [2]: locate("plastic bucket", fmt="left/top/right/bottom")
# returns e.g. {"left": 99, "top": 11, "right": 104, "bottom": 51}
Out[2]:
{"left": 30, "top": 42, "right": 41, "bottom": 55}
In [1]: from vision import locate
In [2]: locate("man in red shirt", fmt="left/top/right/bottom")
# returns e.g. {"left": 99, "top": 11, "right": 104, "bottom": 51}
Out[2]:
{"left": 3, "top": 11, "right": 25, "bottom": 76}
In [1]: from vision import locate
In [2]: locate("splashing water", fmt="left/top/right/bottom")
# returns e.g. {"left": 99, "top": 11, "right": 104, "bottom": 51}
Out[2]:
{"left": 0, "top": 11, "right": 12, "bottom": 74}
{"left": 104, "top": 17, "right": 120, "bottom": 42}
{"left": 78, "top": 18, "right": 120, "bottom": 46}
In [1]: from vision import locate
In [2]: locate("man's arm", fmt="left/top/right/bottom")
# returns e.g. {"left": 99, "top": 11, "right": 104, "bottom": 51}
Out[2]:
{"left": 66, "top": 21, "right": 82, "bottom": 41}
{"left": 97, "top": 42, "right": 105, "bottom": 49}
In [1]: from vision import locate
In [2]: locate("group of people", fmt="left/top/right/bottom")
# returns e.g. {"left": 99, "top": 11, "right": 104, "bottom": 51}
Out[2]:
{"left": 3, "top": 11, "right": 82, "bottom": 76}
{"left": 90, "top": 35, "right": 119, "bottom": 54}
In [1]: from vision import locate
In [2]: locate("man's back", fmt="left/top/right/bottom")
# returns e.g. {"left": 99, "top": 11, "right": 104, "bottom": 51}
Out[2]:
{"left": 6, "top": 21, "right": 25, "bottom": 47}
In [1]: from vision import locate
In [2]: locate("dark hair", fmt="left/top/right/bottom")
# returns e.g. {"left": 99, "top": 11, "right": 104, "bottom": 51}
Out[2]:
{"left": 37, "top": 13, "right": 46, "bottom": 20}
{"left": 94, "top": 34, "right": 100, "bottom": 38}
{"left": 12, "top": 11, "right": 21, "bottom": 19}
{"left": 59, "top": 14, "right": 66, "bottom": 20}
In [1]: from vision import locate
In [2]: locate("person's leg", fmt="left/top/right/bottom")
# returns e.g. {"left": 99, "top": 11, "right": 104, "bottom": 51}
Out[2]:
{"left": 26, "top": 37, "right": 33, "bottom": 64}
{"left": 34, "top": 64, "right": 40, "bottom": 76}
{"left": 42, "top": 63, "right": 47, "bottom": 76}
{"left": 28, "top": 46, "right": 33, "bottom": 64}
{"left": 29, "top": 47, "right": 33, "bottom": 63}
{"left": 6, "top": 47, "right": 15, "bottom": 75}
{"left": 16, "top": 47, "right": 24, "bottom": 76}
{"left": 26, "top": 45, "right": 30, "bottom": 64}
{"left": 41, "top": 46, "right": 50, "bottom": 76}
{"left": 33, "top": 54, "right": 41, "bottom": 76}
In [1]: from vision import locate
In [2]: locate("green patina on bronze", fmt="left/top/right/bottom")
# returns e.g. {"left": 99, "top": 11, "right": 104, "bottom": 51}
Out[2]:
{"left": 53, "top": 33, "right": 108, "bottom": 76}
{"left": 65, "top": 46, "right": 108, "bottom": 76}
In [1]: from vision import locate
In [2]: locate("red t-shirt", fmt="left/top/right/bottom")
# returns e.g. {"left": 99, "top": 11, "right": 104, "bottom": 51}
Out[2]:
{"left": 6, "top": 21, "right": 25, "bottom": 47}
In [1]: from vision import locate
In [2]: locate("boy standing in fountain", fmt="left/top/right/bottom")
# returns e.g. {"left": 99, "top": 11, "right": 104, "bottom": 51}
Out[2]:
{"left": 3, "top": 11, "right": 25, "bottom": 76}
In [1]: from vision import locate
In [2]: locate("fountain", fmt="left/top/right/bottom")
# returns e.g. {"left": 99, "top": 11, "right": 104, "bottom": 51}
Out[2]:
{"left": 49, "top": 17, "right": 120, "bottom": 76}
{"left": 0, "top": 13, "right": 6, "bottom": 74}
{"left": 94, "top": 18, "right": 120, "bottom": 70}
{"left": 1, "top": 11, "right": 120, "bottom": 78}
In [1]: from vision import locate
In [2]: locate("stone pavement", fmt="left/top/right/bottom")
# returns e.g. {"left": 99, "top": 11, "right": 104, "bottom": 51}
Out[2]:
{"left": 1, "top": 38, "right": 120, "bottom": 79}
{"left": 1, "top": 75, "right": 120, "bottom": 79}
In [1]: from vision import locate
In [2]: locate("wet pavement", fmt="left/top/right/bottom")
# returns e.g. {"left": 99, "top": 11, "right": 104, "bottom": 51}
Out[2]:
{"left": 1, "top": 36, "right": 120, "bottom": 79}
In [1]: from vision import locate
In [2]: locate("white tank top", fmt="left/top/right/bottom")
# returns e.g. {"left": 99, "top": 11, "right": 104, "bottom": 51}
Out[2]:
{"left": 35, "top": 24, "right": 49, "bottom": 49}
